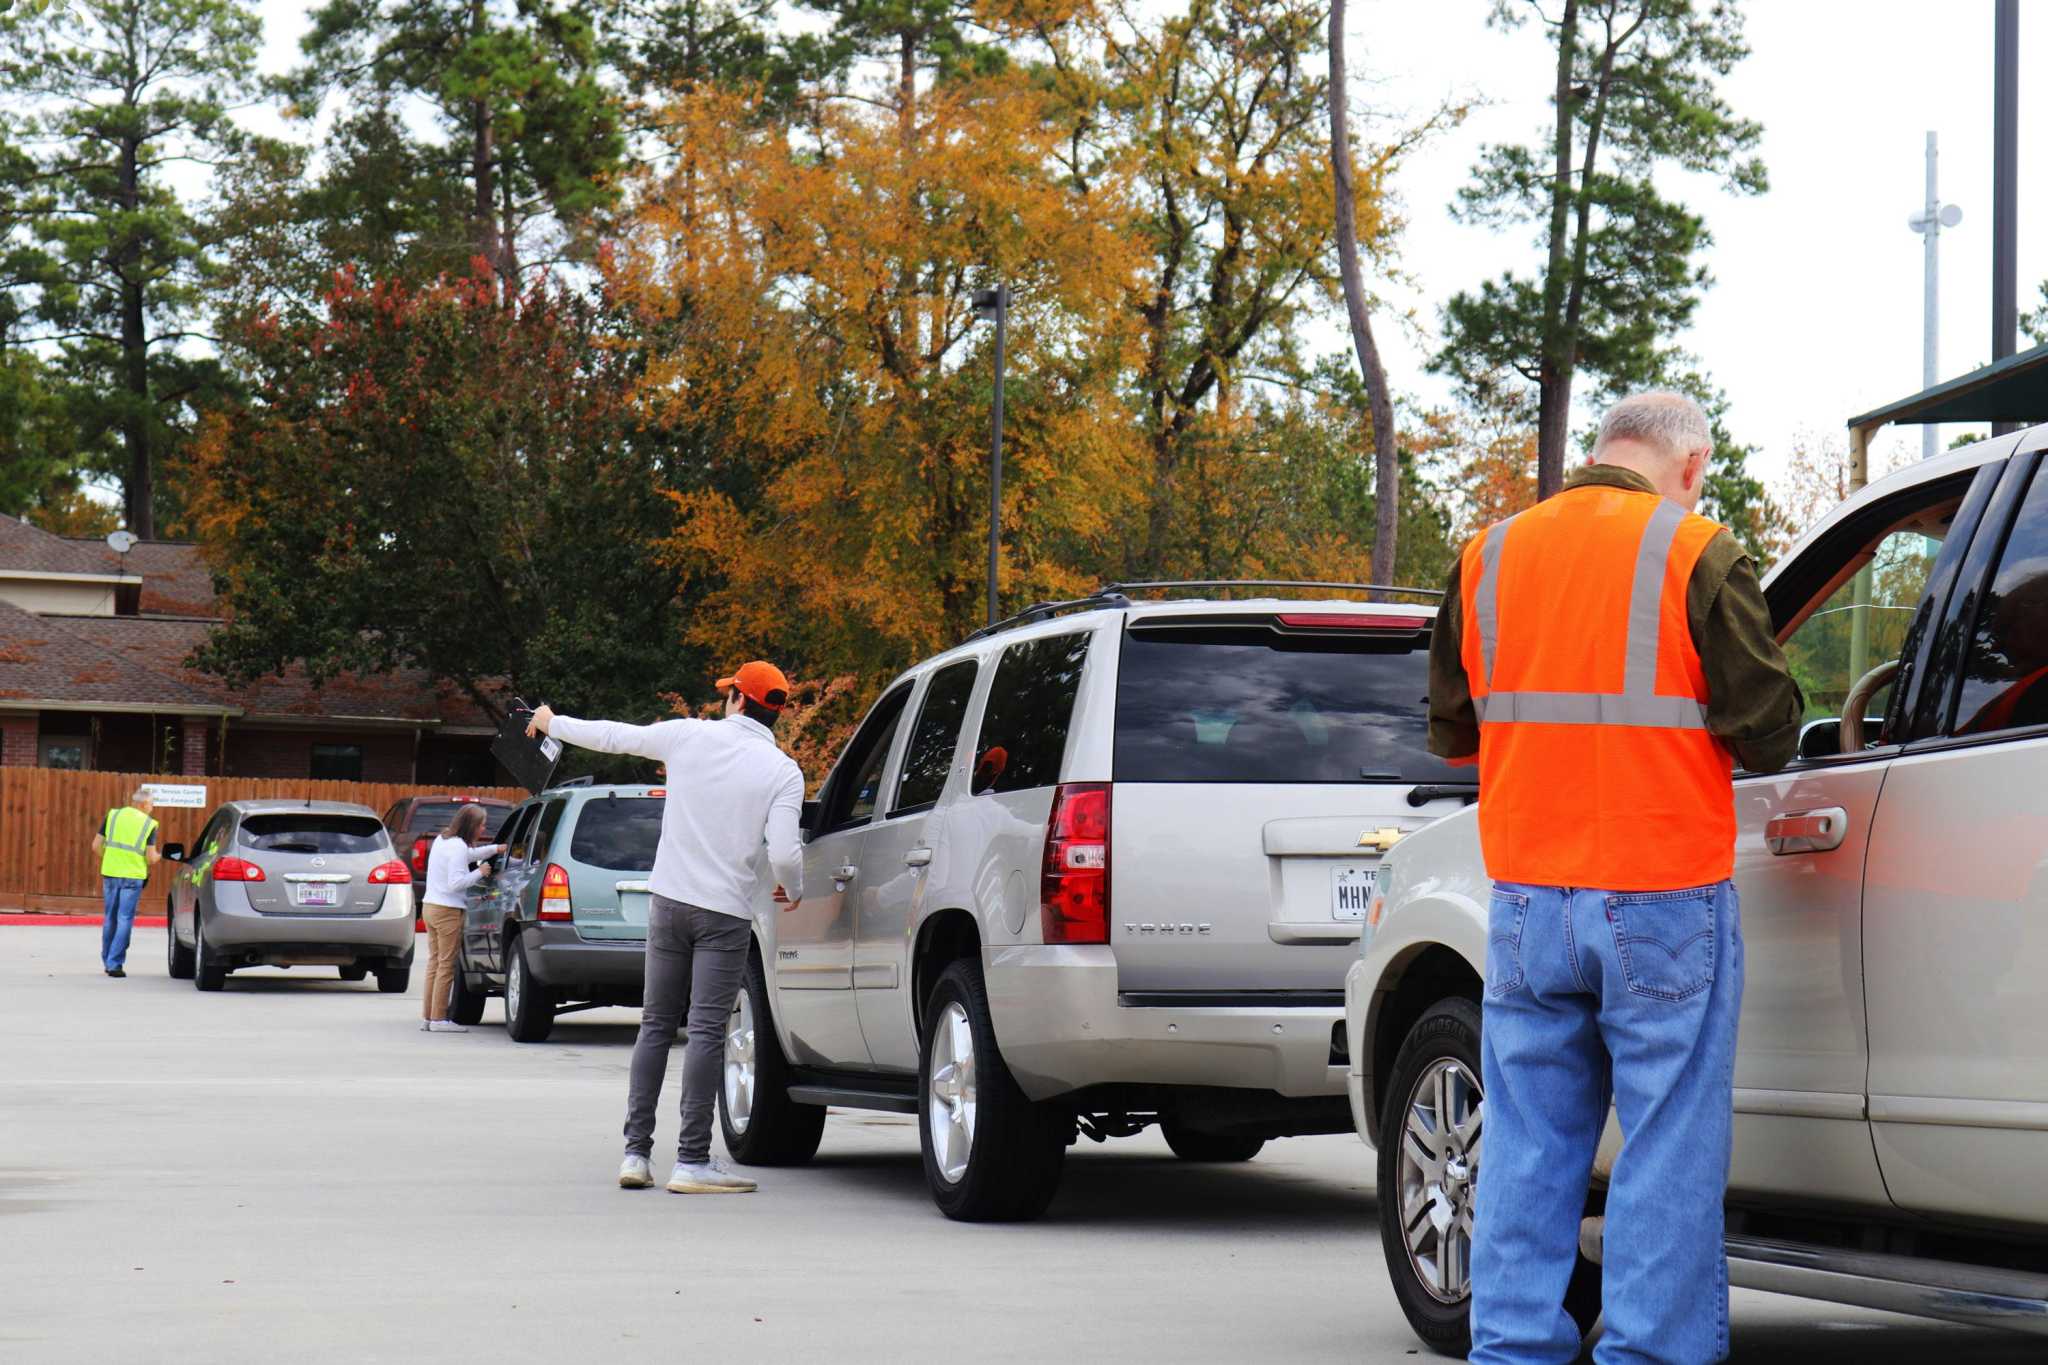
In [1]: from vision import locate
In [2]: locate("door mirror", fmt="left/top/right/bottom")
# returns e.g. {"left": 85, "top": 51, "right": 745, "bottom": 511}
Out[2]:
{"left": 799, "top": 799, "right": 821, "bottom": 833}
{"left": 162, "top": 842, "right": 186, "bottom": 862}
{"left": 1796, "top": 720, "right": 1840, "bottom": 761}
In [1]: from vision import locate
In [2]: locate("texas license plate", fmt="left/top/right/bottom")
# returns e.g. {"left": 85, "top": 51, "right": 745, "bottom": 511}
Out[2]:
{"left": 1330, "top": 866, "right": 1377, "bottom": 921}
{"left": 293, "top": 883, "right": 339, "bottom": 908}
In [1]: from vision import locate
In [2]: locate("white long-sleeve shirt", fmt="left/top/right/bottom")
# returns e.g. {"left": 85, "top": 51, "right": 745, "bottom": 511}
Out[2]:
{"left": 423, "top": 835, "right": 502, "bottom": 908}
{"left": 547, "top": 713, "right": 805, "bottom": 919}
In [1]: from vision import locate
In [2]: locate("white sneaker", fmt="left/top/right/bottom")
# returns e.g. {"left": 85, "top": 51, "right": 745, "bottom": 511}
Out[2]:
{"left": 619, "top": 1154, "right": 653, "bottom": 1189}
{"left": 420, "top": 1021, "right": 434, "bottom": 1032}
{"left": 666, "top": 1158, "right": 757, "bottom": 1194}
{"left": 428, "top": 1019, "right": 470, "bottom": 1033}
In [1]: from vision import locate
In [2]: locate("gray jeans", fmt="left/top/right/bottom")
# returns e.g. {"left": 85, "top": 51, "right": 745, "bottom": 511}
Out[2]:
{"left": 623, "top": 895, "right": 751, "bottom": 1164}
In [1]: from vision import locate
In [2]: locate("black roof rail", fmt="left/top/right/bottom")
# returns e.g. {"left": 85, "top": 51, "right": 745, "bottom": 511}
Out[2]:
{"left": 1101, "top": 579, "right": 1443, "bottom": 600}
{"left": 961, "top": 591, "right": 1133, "bottom": 644}
{"left": 549, "top": 775, "right": 596, "bottom": 791}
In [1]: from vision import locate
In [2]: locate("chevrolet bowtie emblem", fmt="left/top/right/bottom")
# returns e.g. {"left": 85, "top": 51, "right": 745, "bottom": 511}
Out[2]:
{"left": 1359, "top": 827, "right": 1404, "bottom": 852}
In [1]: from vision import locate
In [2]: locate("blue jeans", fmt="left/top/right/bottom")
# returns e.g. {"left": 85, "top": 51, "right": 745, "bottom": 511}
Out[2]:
{"left": 101, "top": 877, "right": 146, "bottom": 970}
{"left": 1470, "top": 880, "right": 1743, "bottom": 1365}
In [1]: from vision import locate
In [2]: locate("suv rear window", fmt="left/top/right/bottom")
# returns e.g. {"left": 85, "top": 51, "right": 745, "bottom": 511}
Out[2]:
{"left": 239, "top": 814, "right": 389, "bottom": 854}
{"left": 974, "top": 632, "right": 1091, "bottom": 794}
{"left": 1113, "top": 621, "right": 1462, "bottom": 785}
{"left": 405, "top": 801, "right": 512, "bottom": 837}
{"left": 570, "top": 797, "right": 664, "bottom": 872}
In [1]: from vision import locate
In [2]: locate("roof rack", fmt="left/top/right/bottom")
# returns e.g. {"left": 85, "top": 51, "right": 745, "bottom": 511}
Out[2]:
{"left": 962, "top": 591, "right": 1132, "bottom": 644}
{"left": 1102, "top": 579, "right": 1443, "bottom": 600}
{"left": 549, "top": 775, "right": 595, "bottom": 790}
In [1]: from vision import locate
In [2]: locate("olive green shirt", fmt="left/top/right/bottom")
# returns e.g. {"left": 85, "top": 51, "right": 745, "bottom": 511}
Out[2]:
{"left": 1427, "top": 464, "right": 1804, "bottom": 774}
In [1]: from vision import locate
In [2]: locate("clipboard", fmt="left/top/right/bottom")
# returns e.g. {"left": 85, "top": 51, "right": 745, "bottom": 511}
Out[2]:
{"left": 492, "top": 699, "right": 563, "bottom": 795}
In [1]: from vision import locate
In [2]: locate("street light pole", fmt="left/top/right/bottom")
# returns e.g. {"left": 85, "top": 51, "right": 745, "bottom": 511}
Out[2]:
{"left": 1907, "top": 131, "right": 1962, "bottom": 461}
{"left": 973, "top": 284, "right": 1009, "bottom": 626}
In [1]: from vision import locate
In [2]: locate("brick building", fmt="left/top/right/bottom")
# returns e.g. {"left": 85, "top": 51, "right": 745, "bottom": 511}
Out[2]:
{"left": 0, "top": 515, "right": 505, "bottom": 782}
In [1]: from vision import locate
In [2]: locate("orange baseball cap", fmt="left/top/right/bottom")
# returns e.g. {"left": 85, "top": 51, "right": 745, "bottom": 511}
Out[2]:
{"left": 717, "top": 660, "right": 792, "bottom": 711}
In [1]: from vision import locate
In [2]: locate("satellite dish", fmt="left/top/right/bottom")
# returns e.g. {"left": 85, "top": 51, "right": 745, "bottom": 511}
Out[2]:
{"left": 105, "top": 530, "right": 138, "bottom": 554}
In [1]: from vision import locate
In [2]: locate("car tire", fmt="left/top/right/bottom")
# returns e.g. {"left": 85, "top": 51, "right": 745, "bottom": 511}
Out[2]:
{"left": 375, "top": 964, "right": 411, "bottom": 994}
{"left": 1376, "top": 996, "right": 1600, "bottom": 1356}
{"left": 194, "top": 919, "right": 227, "bottom": 992}
{"left": 446, "top": 961, "right": 487, "bottom": 1026}
{"left": 718, "top": 952, "right": 826, "bottom": 1167}
{"left": 338, "top": 964, "right": 368, "bottom": 982}
{"left": 1159, "top": 1121, "right": 1264, "bottom": 1163}
{"left": 503, "top": 937, "right": 555, "bottom": 1043}
{"left": 918, "top": 959, "right": 1067, "bottom": 1222}
{"left": 166, "top": 905, "right": 195, "bottom": 980}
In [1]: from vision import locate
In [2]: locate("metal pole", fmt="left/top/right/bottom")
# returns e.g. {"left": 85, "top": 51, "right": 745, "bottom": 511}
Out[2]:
{"left": 1992, "top": 0, "right": 2019, "bottom": 438}
{"left": 987, "top": 284, "right": 1006, "bottom": 626}
{"left": 1921, "top": 133, "right": 1940, "bottom": 461}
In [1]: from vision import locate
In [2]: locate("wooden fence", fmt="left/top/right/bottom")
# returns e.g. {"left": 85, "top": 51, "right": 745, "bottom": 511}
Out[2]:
{"left": 0, "top": 769, "right": 525, "bottom": 911}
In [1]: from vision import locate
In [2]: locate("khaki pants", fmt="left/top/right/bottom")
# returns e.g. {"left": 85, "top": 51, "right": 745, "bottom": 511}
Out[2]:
{"left": 421, "top": 903, "right": 463, "bottom": 1021}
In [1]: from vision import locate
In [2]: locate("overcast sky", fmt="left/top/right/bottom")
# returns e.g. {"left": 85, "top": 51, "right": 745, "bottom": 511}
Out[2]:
{"left": 249, "top": 0, "right": 2045, "bottom": 486}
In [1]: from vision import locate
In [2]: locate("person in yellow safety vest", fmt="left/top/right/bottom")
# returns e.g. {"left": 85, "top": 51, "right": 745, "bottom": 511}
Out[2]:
{"left": 91, "top": 788, "right": 160, "bottom": 978}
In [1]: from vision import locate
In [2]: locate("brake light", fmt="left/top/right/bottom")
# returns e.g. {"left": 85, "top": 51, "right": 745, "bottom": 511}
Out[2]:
{"left": 212, "top": 856, "right": 265, "bottom": 883}
{"left": 538, "top": 862, "right": 573, "bottom": 921}
{"left": 1276, "top": 612, "right": 1429, "bottom": 630}
{"left": 647, "top": 789, "right": 666, "bottom": 797}
{"left": 410, "top": 836, "right": 431, "bottom": 876}
{"left": 368, "top": 860, "right": 412, "bottom": 885}
{"left": 1040, "top": 783, "right": 1110, "bottom": 944}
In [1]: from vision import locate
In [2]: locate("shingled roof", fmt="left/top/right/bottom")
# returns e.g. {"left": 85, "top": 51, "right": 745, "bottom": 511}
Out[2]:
{"left": 0, "top": 600, "right": 228, "bottom": 712}
{"left": 0, "top": 516, "right": 140, "bottom": 580}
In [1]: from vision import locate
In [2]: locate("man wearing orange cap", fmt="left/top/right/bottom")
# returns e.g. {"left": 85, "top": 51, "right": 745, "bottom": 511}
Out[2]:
{"left": 527, "top": 661, "right": 805, "bottom": 1195}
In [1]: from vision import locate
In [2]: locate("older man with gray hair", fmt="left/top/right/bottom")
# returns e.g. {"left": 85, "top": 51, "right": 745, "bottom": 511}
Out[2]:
{"left": 1426, "top": 390, "right": 1802, "bottom": 1363}
{"left": 91, "top": 786, "right": 161, "bottom": 978}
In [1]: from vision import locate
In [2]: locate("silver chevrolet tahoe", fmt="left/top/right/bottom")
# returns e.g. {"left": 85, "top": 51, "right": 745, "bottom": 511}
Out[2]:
{"left": 716, "top": 582, "right": 1470, "bottom": 1220}
{"left": 1347, "top": 431, "right": 2048, "bottom": 1352}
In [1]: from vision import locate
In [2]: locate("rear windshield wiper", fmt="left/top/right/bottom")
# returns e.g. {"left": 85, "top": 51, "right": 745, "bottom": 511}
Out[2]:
{"left": 1406, "top": 782, "right": 1479, "bottom": 808}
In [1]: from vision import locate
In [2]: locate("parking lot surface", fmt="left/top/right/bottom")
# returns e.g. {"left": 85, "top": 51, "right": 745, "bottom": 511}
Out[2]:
{"left": 2, "top": 926, "right": 2039, "bottom": 1364}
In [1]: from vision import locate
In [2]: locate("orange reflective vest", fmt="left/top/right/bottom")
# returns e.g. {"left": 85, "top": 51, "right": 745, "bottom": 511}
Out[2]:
{"left": 1460, "top": 483, "right": 1734, "bottom": 891}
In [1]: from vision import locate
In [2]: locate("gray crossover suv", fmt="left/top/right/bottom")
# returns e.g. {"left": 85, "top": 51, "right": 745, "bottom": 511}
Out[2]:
{"left": 448, "top": 782, "right": 663, "bottom": 1042}
{"left": 164, "top": 800, "right": 416, "bottom": 992}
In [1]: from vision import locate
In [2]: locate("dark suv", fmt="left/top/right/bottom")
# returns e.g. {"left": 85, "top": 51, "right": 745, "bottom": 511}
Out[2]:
{"left": 448, "top": 783, "right": 664, "bottom": 1041}
{"left": 381, "top": 794, "right": 517, "bottom": 926}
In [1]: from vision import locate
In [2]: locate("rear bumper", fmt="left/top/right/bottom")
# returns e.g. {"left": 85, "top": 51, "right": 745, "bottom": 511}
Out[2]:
{"left": 206, "top": 885, "right": 415, "bottom": 958}
{"left": 984, "top": 944, "right": 1348, "bottom": 1103}
{"left": 520, "top": 924, "right": 646, "bottom": 997}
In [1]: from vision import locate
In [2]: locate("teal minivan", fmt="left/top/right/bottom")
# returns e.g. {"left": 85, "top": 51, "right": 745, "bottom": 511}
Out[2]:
{"left": 448, "top": 782, "right": 663, "bottom": 1041}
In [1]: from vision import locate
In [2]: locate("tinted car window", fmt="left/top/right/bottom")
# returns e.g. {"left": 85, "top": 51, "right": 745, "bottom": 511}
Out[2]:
{"left": 570, "top": 797, "right": 665, "bottom": 872}
{"left": 529, "top": 799, "right": 568, "bottom": 865}
{"left": 501, "top": 805, "right": 541, "bottom": 863}
{"left": 1115, "top": 623, "right": 1462, "bottom": 784}
{"left": 974, "top": 632, "right": 1090, "bottom": 794}
{"left": 1952, "top": 464, "right": 2048, "bottom": 736}
{"left": 239, "top": 814, "right": 388, "bottom": 854}
{"left": 820, "top": 685, "right": 913, "bottom": 832}
{"left": 894, "top": 661, "right": 979, "bottom": 813}
{"left": 405, "top": 801, "right": 512, "bottom": 837}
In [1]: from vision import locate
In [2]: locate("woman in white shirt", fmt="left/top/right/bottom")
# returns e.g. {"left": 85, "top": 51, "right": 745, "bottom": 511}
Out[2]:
{"left": 420, "top": 805, "right": 505, "bottom": 1034}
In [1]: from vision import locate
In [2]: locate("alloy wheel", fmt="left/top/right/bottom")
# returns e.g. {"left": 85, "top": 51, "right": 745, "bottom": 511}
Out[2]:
{"left": 724, "top": 989, "right": 755, "bottom": 1134}
{"left": 926, "top": 1001, "right": 978, "bottom": 1185}
{"left": 506, "top": 948, "right": 524, "bottom": 1022}
{"left": 1397, "top": 1057, "right": 1483, "bottom": 1304}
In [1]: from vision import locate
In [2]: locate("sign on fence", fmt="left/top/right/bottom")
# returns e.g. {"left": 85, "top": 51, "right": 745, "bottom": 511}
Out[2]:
{"left": 139, "top": 783, "right": 207, "bottom": 809}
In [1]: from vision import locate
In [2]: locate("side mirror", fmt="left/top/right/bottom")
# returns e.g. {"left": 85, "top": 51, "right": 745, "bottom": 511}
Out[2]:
{"left": 799, "top": 800, "right": 821, "bottom": 833}
{"left": 1796, "top": 719, "right": 1841, "bottom": 761}
{"left": 162, "top": 842, "right": 186, "bottom": 862}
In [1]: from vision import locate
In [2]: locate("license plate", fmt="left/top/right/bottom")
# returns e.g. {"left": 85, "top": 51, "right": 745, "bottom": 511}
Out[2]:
{"left": 293, "top": 883, "right": 339, "bottom": 908}
{"left": 1331, "top": 865, "right": 1377, "bottom": 921}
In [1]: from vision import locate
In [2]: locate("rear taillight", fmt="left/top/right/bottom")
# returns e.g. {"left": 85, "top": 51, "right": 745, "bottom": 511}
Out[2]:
{"left": 368, "top": 860, "right": 411, "bottom": 885}
{"left": 647, "top": 789, "right": 666, "bottom": 797}
{"left": 410, "top": 836, "right": 431, "bottom": 876}
{"left": 538, "top": 862, "right": 573, "bottom": 921}
{"left": 212, "top": 856, "right": 265, "bottom": 882}
{"left": 1040, "top": 783, "right": 1110, "bottom": 944}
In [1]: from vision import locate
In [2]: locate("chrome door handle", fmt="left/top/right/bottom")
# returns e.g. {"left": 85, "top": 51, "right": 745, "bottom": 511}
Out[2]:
{"left": 833, "top": 864, "right": 858, "bottom": 883}
{"left": 1765, "top": 807, "right": 1849, "bottom": 856}
{"left": 905, "top": 848, "right": 933, "bottom": 868}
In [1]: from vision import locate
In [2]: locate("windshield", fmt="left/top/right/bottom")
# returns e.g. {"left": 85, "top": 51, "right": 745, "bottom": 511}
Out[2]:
{"left": 569, "top": 797, "right": 664, "bottom": 872}
{"left": 1114, "top": 622, "right": 1462, "bottom": 786}
{"left": 240, "top": 814, "right": 389, "bottom": 855}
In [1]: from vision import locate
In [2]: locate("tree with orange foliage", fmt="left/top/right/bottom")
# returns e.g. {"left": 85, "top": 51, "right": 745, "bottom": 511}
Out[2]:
{"left": 613, "top": 76, "right": 1143, "bottom": 679}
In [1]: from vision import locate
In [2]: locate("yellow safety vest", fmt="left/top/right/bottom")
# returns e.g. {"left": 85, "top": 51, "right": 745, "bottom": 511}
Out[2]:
{"left": 100, "top": 806, "right": 157, "bottom": 881}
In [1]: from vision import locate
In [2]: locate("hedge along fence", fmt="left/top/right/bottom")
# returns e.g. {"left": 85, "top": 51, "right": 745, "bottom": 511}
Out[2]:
{"left": 0, "top": 768, "right": 526, "bottom": 911}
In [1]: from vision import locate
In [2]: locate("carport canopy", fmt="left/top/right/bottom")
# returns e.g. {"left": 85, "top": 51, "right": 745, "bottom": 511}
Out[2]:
{"left": 1849, "top": 339, "right": 2048, "bottom": 431}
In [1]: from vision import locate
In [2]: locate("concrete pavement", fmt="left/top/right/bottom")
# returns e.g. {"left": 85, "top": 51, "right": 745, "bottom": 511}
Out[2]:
{"left": 1, "top": 925, "right": 2038, "bottom": 1364}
